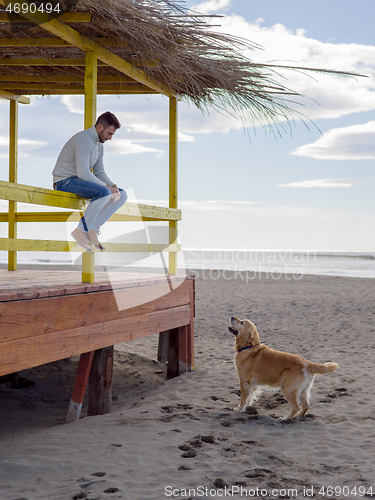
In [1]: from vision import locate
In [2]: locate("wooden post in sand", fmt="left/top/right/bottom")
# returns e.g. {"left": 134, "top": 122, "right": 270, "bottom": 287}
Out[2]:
{"left": 87, "top": 346, "right": 114, "bottom": 416}
{"left": 66, "top": 351, "right": 95, "bottom": 423}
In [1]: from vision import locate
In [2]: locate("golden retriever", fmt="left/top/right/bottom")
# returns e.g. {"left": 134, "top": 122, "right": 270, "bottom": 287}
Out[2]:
{"left": 228, "top": 317, "right": 338, "bottom": 419}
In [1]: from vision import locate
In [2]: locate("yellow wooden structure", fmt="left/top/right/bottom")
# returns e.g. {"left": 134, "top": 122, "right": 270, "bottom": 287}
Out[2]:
{"left": 0, "top": 1, "right": 181, "bottom": 282}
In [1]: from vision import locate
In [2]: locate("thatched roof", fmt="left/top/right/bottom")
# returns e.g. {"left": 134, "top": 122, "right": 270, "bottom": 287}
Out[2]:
{"left": 0, "top": 0, "right": 361, "bottom": 130}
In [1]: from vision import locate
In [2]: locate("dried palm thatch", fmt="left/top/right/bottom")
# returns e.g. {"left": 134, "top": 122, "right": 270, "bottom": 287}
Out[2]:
{"left": 0, "top": 0, "right": 362, "bottom": 132}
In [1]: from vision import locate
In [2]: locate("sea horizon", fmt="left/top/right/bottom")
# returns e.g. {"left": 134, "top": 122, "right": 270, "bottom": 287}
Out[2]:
{"left": 1, "top": 248, "right": 374, "bottom": 279}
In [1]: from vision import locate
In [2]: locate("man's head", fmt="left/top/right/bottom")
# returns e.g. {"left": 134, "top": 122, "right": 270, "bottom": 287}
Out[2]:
{"left": 95, "top": 111, "right": 121, "bottom": 143}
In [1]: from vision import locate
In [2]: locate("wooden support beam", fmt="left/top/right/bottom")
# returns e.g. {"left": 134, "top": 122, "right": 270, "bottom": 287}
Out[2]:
{"left": 8, "top": 99, "right": 17, "bottom": 271}
{"left": 0, "top": 180, "right": 182, "bottom": 219}
{"left": 0, "top": 90, "right": 30, "bottom": 103}
{"left": 169, "top": 96, "right": 178, "bottom": 275}
{"left": 0, "top": 12, "right": 92, "bottom": 22}
{"left": 0, "top": 75, "right": 135, "bottom": 83}
{"left": 0, "top": 237, "right": 181, "bottom": 253}
{"left": 66, "top": 351, "right": 94, "bottom": 423}
{"left": 87, "top": 346, "right": 114, "bottom": 416}
{"left": 0, "top": 211, "right": 180, "bottom": 223}
{"left": 81, "top": 50, "right": 97, "bottom": 283}
{"left": 0, "top": 58, "right": 108, "bottom": 66}
{"left": 0, "top": 0, "right": 176, "bottom": 96}
{"left": 0, "top": 83, "right": 157, "bottom": 93}
{"left": 0, "top": 37, "right": 128, "bottom": 47}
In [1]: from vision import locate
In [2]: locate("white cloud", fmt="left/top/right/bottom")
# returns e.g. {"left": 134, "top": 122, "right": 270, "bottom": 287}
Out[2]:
{"left": 197, "top": 12, "right": 375, "bottom": 122}
{"left": 191, "top": 0, "right": 232, "bottom": 14}
{"left": 135, "top": 199, "right": 261, "bottom": 211}
{"left": 0, "top": 135, "right": 48, "bottom": 158}
{"left": 278, "top": 178, "right": 360, "bottom": 188}
{"left": 106, "top": 139, "right": 164, "bottom": 156}
{"left": 291, "top": 121, "right": 375, "bottom": 160}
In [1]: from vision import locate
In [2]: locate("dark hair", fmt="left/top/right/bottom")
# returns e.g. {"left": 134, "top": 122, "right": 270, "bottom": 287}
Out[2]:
{"left": 95, "top": 111, "right": 121, "bottom": 130}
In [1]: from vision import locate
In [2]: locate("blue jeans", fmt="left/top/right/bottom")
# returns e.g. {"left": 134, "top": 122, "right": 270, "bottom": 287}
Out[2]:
{"left": 55, "top": 176, "right": 127, "bottom": 232}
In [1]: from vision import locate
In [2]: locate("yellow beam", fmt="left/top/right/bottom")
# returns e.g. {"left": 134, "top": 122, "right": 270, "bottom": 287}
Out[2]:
{"left": 0, "top": 37, "right": 128, "bottom": 47}
{"left": 169, "top": 96, "right": 178, "bottom": 275}
{"left": 0, "top": 83, "right": 157, "bottom": 93}
{"left": 0, "top": 75, "right": 135, "bottom": 83}
{"left": 0, "top": 238, "right": 181, "bottom": 253}
{"left": 0, "top": 180, "right": 86, "bottom": 209}
{"left": 8, "top": 99, "right": 17, "bottom": 270}
{"left": 0, "top": 58, "right": 108, "bottom": 66}
{"left": 0, "top": 181, "right": 182, "bottom": 219}
{"left": 0, "top": 0, "right": 176, "bottom": 97}
{"left": 0, "top": 211, "right": 181, "bottom": 222}
{"left": 0, "top": 90, "right": 30, "bottom": 103}
{"left": 81, "top": 50, "right": 98, "bottom": 282}
{"left": 0, "top": 12, "right": 92, "bottom": 22}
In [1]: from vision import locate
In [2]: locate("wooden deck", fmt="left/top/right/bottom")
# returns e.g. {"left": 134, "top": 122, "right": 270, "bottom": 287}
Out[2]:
{"left": 0, "top": 269, "right": 195, "bottom": 421}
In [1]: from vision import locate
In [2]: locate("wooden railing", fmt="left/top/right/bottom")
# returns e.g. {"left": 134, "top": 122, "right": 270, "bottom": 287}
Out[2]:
{"left": 0, "top": 179, "right": 181, "bottom": 282}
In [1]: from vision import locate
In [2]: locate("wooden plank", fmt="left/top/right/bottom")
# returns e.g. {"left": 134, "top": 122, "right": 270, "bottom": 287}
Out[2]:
{"left": 157, "top": 330, "right": 170, "bottom": 363}
{"left": 0, "top": 180, "right": 181, "bottom": 220}
{"left": 0, "top": 90, "right": 30, "bottom": 103}
{"left": 8, "top": 99, "right": 18, "bottom": 271}
{"left": 169, "top": 96, "right": 178, "bottom": 275}
{"left": 87, "top": 347, "right": 114, "bottom": 416}
{"left": 0, "top": 279, "right": 192, "bottom": 342}
{"left": 0, "top": 237, "right": 181, "bottom": 253}
{"left": 0, "top": 12, "right": 92, "bottom": 22}
{"left": 0, "top": 211, "right": 178, "bottom": 223}
{"left": 66, "top": 351, "right": 94, "bottom": 423}
{"left": 188, "top": 278, "right": 195, "bottom": 371}
{"left": 0, "top": 305, "right": 191, "bottom": 376}
{"left": 0, "top": 37, "right": 128, "bottom": 47}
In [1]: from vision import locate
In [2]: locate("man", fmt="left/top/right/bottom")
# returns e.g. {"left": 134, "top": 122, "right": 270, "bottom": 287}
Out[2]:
{"left": 53, "top": 111, "right": 127, "bottom": 252}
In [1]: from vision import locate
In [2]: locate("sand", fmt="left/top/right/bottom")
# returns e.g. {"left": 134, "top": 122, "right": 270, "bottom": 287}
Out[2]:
{"left": 0, "top": 271, "right": 374, "bottom": 500}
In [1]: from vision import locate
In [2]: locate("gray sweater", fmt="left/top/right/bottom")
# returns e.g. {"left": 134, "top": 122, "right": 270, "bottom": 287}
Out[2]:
{"left": 52, "top": 125, "right": 114, "bottom": 187}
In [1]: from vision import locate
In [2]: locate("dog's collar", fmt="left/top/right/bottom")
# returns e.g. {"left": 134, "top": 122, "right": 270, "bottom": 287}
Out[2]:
{"left": 237, "top": 345, "right": 254, "bottom": 353}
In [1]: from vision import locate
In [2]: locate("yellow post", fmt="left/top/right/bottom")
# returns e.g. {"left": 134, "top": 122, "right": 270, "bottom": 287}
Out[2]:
{"left": 169, "top": 97, "right": 178, "bottom": 275}
{"left": 8, "top": 99, "right": 18, "bottom": 271}
{"left": 82, "top": 50, "right": 97, "bottom": 283}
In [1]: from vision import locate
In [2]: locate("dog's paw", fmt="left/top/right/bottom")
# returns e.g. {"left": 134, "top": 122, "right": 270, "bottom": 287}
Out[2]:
{"left": 233, "top": 406, "right": 245, "bottom": 412}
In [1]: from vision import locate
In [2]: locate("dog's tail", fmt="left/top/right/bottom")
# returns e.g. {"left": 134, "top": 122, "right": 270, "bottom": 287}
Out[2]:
{"left": 311, "top": 362, "right": 338, "bottom": 375}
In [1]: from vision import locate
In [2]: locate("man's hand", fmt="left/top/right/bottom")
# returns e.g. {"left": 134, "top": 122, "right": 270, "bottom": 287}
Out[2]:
{"left": 108, "top": 184, "right": 121, "bottom": 202}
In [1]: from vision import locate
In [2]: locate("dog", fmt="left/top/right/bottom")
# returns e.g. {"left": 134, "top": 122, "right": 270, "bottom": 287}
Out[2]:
{"left": 228, "top": 317, "right": 338, "bottom": 419}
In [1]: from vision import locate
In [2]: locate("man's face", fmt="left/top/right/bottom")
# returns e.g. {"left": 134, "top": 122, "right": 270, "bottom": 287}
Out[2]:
{"left": 96, "top": 125, "right": 116, "bottom": 143}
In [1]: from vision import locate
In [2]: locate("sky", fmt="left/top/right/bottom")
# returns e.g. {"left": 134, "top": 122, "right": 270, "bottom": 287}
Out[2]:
{"left": 0, "top": 0, "right": 375, "bottom": 255}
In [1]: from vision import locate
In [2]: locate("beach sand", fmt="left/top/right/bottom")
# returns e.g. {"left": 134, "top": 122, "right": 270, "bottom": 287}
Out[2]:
{"left": 0, "top": 270, "right": 374, "bottom": 500}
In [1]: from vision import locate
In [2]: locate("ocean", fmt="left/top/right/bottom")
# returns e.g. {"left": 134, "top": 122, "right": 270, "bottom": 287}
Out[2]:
{"left": 1, "top": 249, "right": 374, "bottom": 279}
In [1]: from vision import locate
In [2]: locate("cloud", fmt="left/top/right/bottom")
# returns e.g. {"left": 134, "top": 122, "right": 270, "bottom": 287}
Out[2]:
{"left": 135, "top": 199, "right": 261, "bottom": 211}
{"left": 191, "top": 0, "right": 232, "bottom": 14}
{"left": 106, "top": 139, "right": 164, "bottom": 156}
{"left": 278, "top": 178, "right": 360, "bottom": 188}
{"left": 193, "top": 9, "right": 375, "bottom": 122}
{"left": 291, "top": 121, "right": 375, "bottom": 160}
{"left": 0, "top": 135, "right": 48, "bottom": 158}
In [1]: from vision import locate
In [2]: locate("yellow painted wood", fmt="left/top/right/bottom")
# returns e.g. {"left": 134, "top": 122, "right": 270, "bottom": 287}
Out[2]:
{"left": 8, "top": 100, "right": 17, "bottom": 271}
{"left": 81, "top": 50, "right": 98, "bottom": 282}
{"left": 0, "top": 0, "right": 176, "bottom": 97}
{"left": 0, "top": 37, "right": 128, "bottom": 47}
{"left": 0, "top": 75, "right": 135, "bottom": 83}
{"left": 169, "top": 97, "right": 178, "bottom": 275}
{"left": 1, "top": 83, "right": 158, "bottom": 94}
{"left": 0, "top": 180, "right": 86, "bottom": 209}
{"left": 0, "top": 12, "right": 91, "bottom": 22}
{"left": 0, "top": 58, "right": 107, "bottom": 66}
{"left": 0, "top": 238, "right": 181, "bottom": 253}
{"left": 84, "top": 51, "right": 97, "bottom": 130}
{"left": 0, "top": 90, "right": 30, "bottom": 104}
{"left": 0, "top": 182, "right": 182, "bottom": 219}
